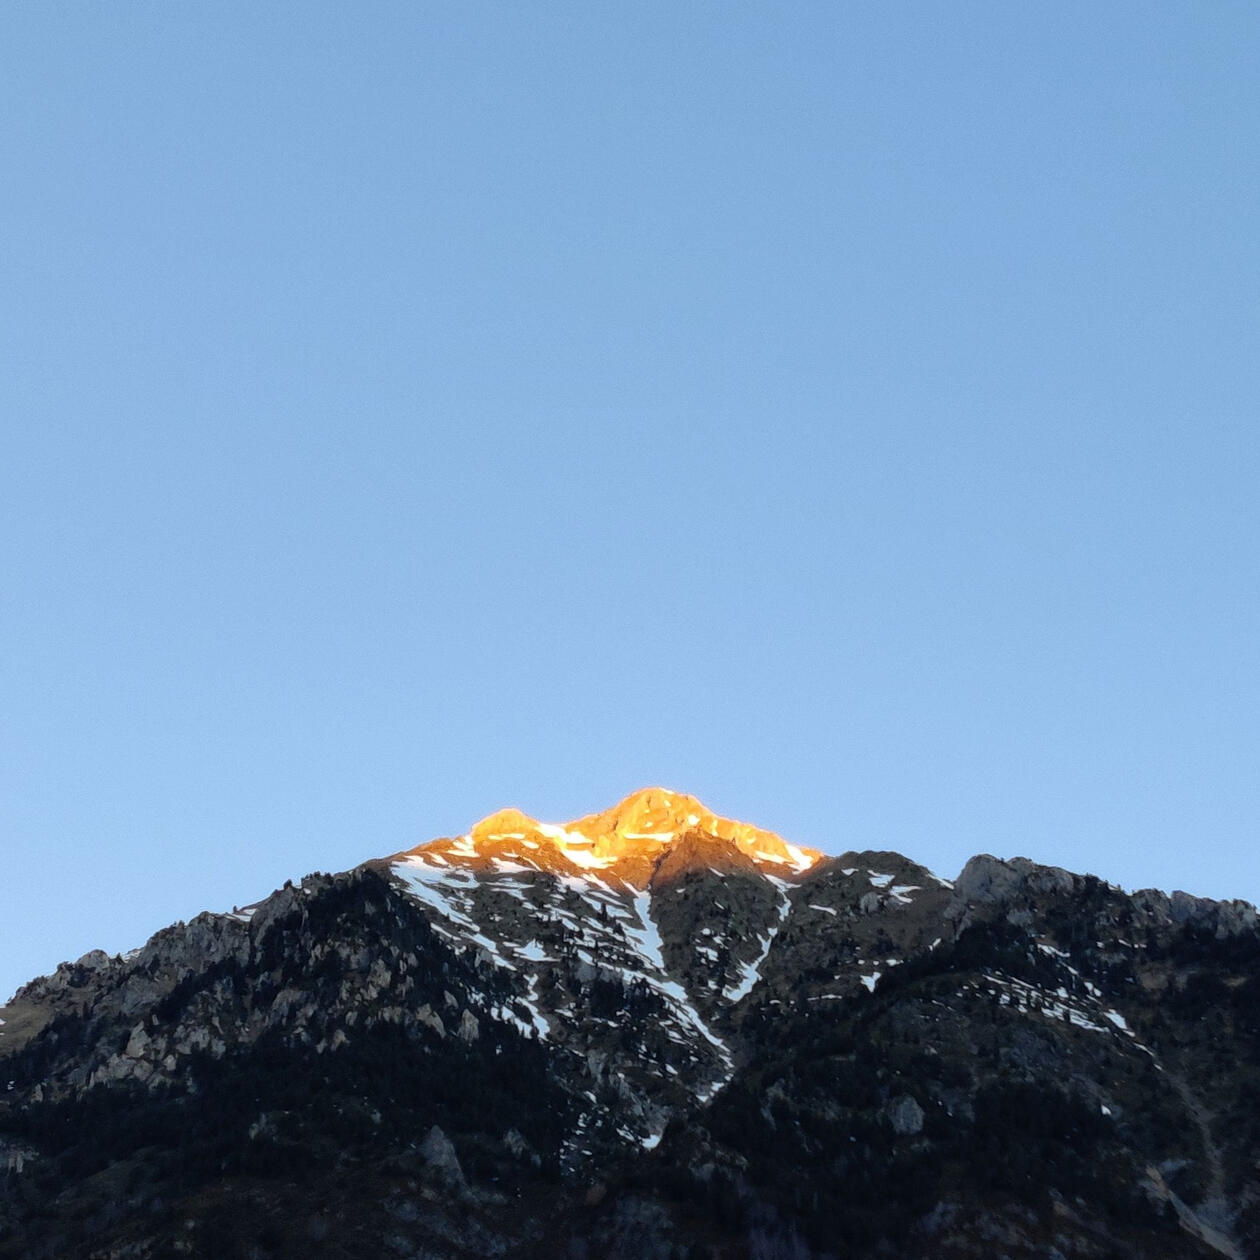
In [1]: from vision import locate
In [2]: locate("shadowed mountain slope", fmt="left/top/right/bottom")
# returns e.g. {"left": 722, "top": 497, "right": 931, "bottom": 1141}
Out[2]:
{"left": 2, "top": 789, "right": 1257, "bottom": 1258}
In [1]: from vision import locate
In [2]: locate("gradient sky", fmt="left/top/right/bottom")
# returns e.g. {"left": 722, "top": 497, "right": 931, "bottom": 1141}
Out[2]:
{"left": 3, "top": 4, "right": 1258, "bottom": 1003}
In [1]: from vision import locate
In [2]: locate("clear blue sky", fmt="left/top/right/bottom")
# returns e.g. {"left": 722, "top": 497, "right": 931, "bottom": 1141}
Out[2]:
{"left": 3, "top": 4, "right": 1258, "bottom": 1002}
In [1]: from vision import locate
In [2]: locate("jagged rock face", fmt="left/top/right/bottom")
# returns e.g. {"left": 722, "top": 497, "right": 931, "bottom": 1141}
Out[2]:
{"left": 1, "top": 790, "right": 1258, "bottom": 1259}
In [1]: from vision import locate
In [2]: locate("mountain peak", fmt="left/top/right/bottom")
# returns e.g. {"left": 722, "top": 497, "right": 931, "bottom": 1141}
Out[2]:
{"left": 571, "top": 786, "right": 709, "bottom": 838}
{"left": 9, "top": 794, "right": 1260, "bottom": 1259}
{"left": 403, "top": 787, "right": 823, "bottom": 885}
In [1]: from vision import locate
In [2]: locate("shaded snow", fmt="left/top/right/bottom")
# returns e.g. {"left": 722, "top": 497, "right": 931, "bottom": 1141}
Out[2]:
{"left": 393, "top": 859, "right": 481, "bottom": 932}
{"left": 724, "top": 883, "right": 791, "bottom": 1002}
{"left": 622, "top": 891, "right": 731, "bottom": 1067}
{"left": 488, "top": 858, "right": 535, "bottom": 875}
{"left": 1104, "top": 1009, "right": 1132, "bottom": 1034}
{"left": 392, "top": 858, "right": 507, "bottom": 959}
{"left": 518, "top": 975, "right": 551, "bottom": 1040}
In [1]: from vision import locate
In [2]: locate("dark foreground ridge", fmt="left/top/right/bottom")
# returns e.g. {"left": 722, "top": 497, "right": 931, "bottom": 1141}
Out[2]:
{"left": 2, "top": 789, "right": 1258, "bottom": 1258}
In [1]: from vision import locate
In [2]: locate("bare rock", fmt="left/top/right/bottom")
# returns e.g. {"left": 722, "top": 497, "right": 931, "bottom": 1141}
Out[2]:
{"left": 415, "top": 1004, "right": 446, "bottom": 1038}
{"left": 419, "top": 1124, "right": 464, "bottom": 1186}
{"left": 124, "top": 1025, "right": 151, "bottom": 1059}
{"left": 887, "top": 1094, "right": 924, "bottom": 1136}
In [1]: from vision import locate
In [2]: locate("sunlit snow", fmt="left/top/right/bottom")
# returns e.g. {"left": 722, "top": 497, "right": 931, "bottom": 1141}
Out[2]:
{"left": 782, "top": 843, "right": 818, "bottom": 872}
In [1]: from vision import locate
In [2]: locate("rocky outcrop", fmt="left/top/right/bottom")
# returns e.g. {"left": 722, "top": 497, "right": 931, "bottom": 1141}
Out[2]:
{"left": 419, "top": 1125, "right": 465, "bottom": 1187}
{"left": 951, "top": 853, "right": 1077, "bottom": 906}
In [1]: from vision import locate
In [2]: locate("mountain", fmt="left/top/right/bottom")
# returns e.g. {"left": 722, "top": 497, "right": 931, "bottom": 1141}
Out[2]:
{"left": 1, "top": 787, "right": 1258, "bottom": 1259}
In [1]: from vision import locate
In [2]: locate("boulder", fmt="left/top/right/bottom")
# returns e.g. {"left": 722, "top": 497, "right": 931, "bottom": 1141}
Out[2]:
{"left": 419, "top": 1125, "right": 465, "bottom": 1186}
{"left": 887, "top": 1094, "right": 924, "bottom": 1136}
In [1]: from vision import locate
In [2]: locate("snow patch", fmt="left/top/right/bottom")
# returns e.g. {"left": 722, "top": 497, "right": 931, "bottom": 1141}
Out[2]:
{"left": 519, "top": 974, "right": 551, "bottom": 1039}
{"left": 724, "top": 884, "right": 791, "bottom": 1002}
{"left": 782, "top": 843, "right": 817, "bottom": 872}
{"left": 560, "top": 846, "right": 617, "bottom": 871}
{"left": 1104, "top": 1009, "right": 1132, "bottom": 1034}
{"left": 488, "top": 858, "right": 535, "bottom": 875}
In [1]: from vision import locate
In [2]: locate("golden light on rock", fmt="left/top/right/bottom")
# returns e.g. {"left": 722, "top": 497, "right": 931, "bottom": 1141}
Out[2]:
{"left": 397, "top": 788, "right": 821, "bottom": 889}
